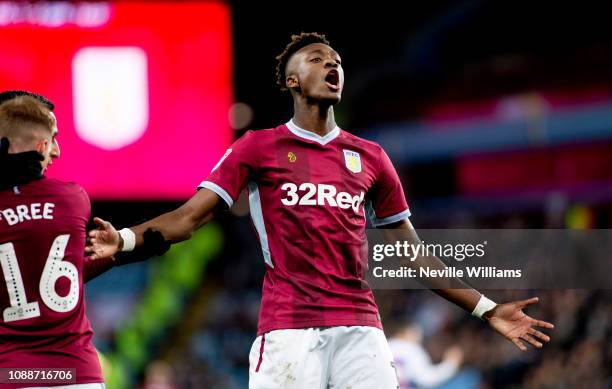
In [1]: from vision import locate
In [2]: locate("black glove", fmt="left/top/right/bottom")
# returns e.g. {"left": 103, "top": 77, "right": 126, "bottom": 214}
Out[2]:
{"left": 0, "top": 137, "right": 45, "bottom": 189}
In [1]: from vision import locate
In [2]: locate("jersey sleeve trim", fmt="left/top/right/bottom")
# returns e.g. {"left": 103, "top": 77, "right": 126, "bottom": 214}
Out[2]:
{"left": 198, "top": 181, "right": 234, "bottom": 208}
{"left": 371, "top": 208, "right": 411, "bottom": 227}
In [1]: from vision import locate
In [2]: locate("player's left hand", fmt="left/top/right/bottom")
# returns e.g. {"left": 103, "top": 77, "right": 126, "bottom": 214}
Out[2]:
{"left": 484, "top": 297, "right": 554, "bottom": 351}
{"left": 86, "top": 217, "right": 121, "bottom": 260}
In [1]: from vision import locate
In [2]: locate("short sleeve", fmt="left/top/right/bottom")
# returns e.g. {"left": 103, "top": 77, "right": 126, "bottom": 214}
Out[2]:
{"left": 77, "top": 184, "right": 91, "bottom": 220}
{"left": 366, "top": 147, "right": 410, "bottom": 227}
{"left": 197, "top": 130, "right": 258, "bottom": 207}
{"left": 70, "top": 182, "right": 91, "bottom": 221}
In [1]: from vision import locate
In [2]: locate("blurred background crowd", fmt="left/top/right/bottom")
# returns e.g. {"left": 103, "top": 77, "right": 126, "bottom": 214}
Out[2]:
{"left": 2, "top": 0, "right": 611, "bottom": 387}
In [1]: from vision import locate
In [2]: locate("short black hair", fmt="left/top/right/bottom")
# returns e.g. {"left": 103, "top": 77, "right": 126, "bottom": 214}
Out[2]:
{"left": 0, "top": 90, "right": 55, "bottom": 111}
{"left": 275, "top": 32, "right": 330, "bottom": 91}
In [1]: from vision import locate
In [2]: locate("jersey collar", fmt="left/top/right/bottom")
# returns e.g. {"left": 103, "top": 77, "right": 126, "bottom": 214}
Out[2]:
{"left": 286, "top": 120, "right": 340, "bottom": 145}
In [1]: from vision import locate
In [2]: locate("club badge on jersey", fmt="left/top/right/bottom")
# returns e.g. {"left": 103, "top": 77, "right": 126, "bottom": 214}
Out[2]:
{"left": 343, "top": 150, "right": 362, "bottom": 174}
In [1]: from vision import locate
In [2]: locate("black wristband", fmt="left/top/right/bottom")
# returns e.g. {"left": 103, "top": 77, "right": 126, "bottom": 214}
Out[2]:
{"left": 113, "top": 229, "right": 171, "bottom": 266}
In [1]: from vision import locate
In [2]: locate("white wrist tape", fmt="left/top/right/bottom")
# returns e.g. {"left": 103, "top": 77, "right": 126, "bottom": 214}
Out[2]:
{"left": 119, "top": 228, "right": 136, "bottom": 252}
{"left": 472, "top": 295, "right": 497, "bottom": 320}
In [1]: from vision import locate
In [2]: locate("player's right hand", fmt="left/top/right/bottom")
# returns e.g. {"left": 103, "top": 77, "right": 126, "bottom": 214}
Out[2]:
{"left": 86, "top": 217, "right": 121, "bottom": 260}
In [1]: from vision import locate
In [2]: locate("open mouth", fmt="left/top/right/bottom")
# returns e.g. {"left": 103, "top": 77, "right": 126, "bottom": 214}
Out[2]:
{"left": 325, "top": 70, "right": 340, "bottom": 91}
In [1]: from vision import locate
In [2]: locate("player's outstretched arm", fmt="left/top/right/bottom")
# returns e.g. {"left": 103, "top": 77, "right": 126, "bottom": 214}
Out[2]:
{"left": 86, "top": 188, "right": 222, "bottom": 260}
{"left": 385, "top": 218, "right": 554, "bottom": 351}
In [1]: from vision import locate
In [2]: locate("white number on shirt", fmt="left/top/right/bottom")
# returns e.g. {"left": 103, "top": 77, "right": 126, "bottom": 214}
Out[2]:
{"left": 0, "top": 243, "right": 40, "bottom": 322}
{"left": 39, "top": 235, "right": 79, "bottom": 313}
{"left": 281, "top": 182, "right": 299, "bottom": 205}
{"left": 298, "top": 183, "right": 317, "bottom": 205}
{"left": 0, "top": 234, "right": 79, "bottom": 322}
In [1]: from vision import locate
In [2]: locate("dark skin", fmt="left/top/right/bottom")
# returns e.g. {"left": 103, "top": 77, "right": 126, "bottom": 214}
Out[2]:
{"left": 286, "top": 43, "right": 344, "bottom": 136}
{"left": 384, "top": 219, "right": 552, "bottom": 351}
{"left": 87, "top": 42, "right": 553, "bottom": 351}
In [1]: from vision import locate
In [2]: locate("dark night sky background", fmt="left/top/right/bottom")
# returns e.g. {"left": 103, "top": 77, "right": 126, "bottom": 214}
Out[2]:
{"left": 230, "top": 0, "right": 612, "bottom": 131}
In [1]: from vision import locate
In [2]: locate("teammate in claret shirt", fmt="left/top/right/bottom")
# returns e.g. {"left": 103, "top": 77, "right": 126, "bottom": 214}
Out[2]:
{"left": 87, "top": 33, "right": 554, "bottom": 389}
{"left": 0, "top": 91, "right": 169, "bottom": 388}
{"left": 0, "top": 93, "right": 105, "bottom": 388}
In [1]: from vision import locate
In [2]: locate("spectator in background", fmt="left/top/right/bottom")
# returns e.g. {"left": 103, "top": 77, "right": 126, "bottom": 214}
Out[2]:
{"left": 141, "top": 360, "right": 177, "bottom": 389}
{"left": 388, "top": 318, "right": 463, "bottom": 389}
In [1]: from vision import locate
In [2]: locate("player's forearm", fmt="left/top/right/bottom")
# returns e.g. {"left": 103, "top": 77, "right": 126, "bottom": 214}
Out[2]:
{"left": 131, "top": 209, "right": 195, "bottom": 244}
{"left": 131, "top": 205, "right": 213, "bottom": 245}
{"left": 126, "top": 188, "right": 221, "bottom": 247}
{"left": 430, "top": 288, "right": 482, "bottom": 313}
{"left": 386, "top": 218, "right": 482, "bottom": 313}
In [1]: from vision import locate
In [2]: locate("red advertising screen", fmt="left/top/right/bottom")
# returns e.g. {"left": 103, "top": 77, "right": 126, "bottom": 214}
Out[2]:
{"left": 0, "top": 1, "right": 233, "bottom": 200}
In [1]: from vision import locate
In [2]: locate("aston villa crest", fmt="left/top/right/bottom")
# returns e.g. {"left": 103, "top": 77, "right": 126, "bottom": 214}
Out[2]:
{"left": 343, "top": 150, "right": 362, "bottom": 173}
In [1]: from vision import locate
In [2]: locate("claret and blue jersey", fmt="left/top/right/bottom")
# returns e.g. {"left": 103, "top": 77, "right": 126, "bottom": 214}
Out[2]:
{"left": 0, "top": 178, "right": 103, "bottom": 386}
{"left": 199, "top": 120, "right": 410, "bottom": 335}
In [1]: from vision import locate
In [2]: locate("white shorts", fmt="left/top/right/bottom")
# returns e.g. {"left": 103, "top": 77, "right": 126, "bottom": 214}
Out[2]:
{"left": 249, "top": 326, "right": 399, "bottom": 389}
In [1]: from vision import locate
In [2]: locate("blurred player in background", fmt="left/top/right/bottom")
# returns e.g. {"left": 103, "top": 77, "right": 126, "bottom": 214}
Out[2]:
{"left": 87, "top": 33, "right": 554, "bottom": 389}
{"left": 388, "top": 318, "right": 463, "bottom": 389}
{"left": 0, "top": 92, "right": 106, "bottom": 388}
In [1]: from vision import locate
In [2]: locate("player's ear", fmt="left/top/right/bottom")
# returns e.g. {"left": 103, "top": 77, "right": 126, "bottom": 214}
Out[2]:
{"left": 286, "top": 75, "right": 299, "bottom": 89}
{"left": 35, "top": 139, "right": 48, "bottom": 154}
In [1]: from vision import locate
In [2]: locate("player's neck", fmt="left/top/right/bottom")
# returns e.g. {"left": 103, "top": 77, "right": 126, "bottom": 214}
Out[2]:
{"left": 292, "top": 101, "right": 336, "bottom": 137}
